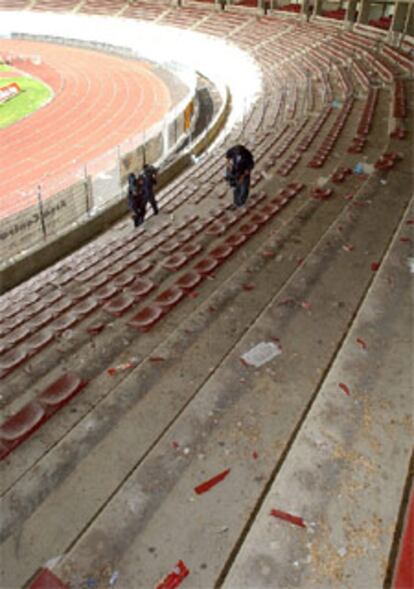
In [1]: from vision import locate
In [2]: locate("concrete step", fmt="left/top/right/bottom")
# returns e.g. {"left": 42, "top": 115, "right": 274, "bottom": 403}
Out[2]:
{"left": 1, "top": 155, "right": 408, "bottom": 588}
{"left": 221, "top": 194, "right": 414, "bottom": 589}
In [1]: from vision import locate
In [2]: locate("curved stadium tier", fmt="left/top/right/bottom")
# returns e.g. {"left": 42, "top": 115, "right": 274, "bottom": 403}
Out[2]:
{"left": 0, "top": 2, "right": 413, "bottom": 589}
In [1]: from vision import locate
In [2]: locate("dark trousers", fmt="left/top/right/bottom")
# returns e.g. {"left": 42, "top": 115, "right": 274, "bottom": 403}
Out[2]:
{"left": 145, "top": 191, "right": 158, "bottom": 215}
{"left": 233, "top": 175, "right": 250, "bottom": 207}
{"left": 132, "top": 205, "right": 146, "bottom": 227}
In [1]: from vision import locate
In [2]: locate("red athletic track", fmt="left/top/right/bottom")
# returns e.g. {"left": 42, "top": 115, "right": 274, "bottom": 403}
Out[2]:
{"left": 0, "top": 39, "right": 172, "bottom": 216}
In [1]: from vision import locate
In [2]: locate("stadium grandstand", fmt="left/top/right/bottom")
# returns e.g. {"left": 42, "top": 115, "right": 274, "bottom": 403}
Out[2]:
{"left": 0, "top": 0, "right": 413, "bottom": 587}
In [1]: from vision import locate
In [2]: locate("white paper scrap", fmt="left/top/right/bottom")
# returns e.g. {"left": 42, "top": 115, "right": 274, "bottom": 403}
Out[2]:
{"left": 241, "top": 341, "right": 282, "bottom": 367}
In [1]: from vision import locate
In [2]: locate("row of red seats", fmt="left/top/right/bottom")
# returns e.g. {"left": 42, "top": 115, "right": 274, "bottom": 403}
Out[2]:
{"left": 322, "top": 8, "right": 346, "bottom": 20}
{"left": 368, "top": 16, "right": 392, "bottom": 31}
{"left": 277, "top": 3, "right": 301, "bottom": 13}
{"left": 0, "top": 372, "right": 86, "bottom": 461}
{"left": 393, "top": 80, "right": 406, "bottom": 119}
{"left": 127, "top": 184, "right": 304, "bottom": 332}
{"left": 308, "top": 99, "right": 354, "bottom": 169}
{"left": 374, "top": 152, "right": 403, "bottom": 171}
{"left": 348, "top": 88, "right": 379, "bottom": 154}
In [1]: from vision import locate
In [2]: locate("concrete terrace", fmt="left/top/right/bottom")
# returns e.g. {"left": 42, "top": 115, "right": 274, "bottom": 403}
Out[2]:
{"left": 0, "top": 2, "right": 413, "bottom": 588}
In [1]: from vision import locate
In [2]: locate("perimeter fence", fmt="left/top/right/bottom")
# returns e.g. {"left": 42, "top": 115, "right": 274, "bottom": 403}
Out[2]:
{"left": 0, "top": 63, "right": 197, "bottom": 264}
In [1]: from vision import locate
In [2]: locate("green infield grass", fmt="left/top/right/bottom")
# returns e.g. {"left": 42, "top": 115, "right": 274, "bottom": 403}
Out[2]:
{"left": 0, "top": 75, "right": 53, "bottom": 129}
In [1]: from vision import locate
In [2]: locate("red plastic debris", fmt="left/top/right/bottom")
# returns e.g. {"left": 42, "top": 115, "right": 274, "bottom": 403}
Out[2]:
{"left": 356, "top": 337, "right": 367, "bottom": 350}
{"left": 242, "top": 283, "right": 255, "bottom": 291}
{"left": 270, "top": 509, "right": 306, "bottom": 528}
{"left": 339, "top": 382, "right": 350, "bottom": 396}
{"left": 172, "top": 441, "right": 180, "bottom": 449}
{"left": 149, "top": 356, "right": 165, "bottom": 363}
{"left": 406, "top": 220, "right": 414, "bottom": 225}
{"left": 107, "top": 361, "right": 134, "bottom": 376}
{"left": 300, "top": 301, "right": 312, "bottom": 311}
{"left": 371, "top": 262, "right": 380, "bottom": 272}
{"left": 400, "top": 237, "right": 411, "bottom": 243}
{"left": 156, "top": 560, "right": 189, "bottom": 589}
{"left": 252, "top": 451, "right": 258, "bottom": 460}
{"left": 29, "top": 568, "right": 70, "bottom": 589}
{"left": 342, "top": 244, "right": 354, "bottom": 252}
{"left": 194, "top": 468, "right": 231, "bottom": 495}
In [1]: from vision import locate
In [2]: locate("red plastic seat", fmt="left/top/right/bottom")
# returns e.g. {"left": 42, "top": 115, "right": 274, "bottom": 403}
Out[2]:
{"left": 210, "top": 244, "right": 234, "bottom": 260}
{"left": 0, "top": 401, "right": 46, "bottom": 442}
{"left": 206, "top": 222, "right": 226, "bottom": 236}
{"left": 163, "top": 253, "right": 189, "bottom": 271}
{"left": 27, "top": 568, "right": 70, "bottom": 589}
{"left": 131, "top": 259, "right": 153, "bottom": 275}
{"left": 239, "top": 222, "right": 259, "bottom": 236}
{"left": 154, "top": 286, "right": 185, "bottom": 308}
{"left": 50, "top": 297, "right": 73, "bottom": 317}
{"left": 160, "top": 241, "right": 181, "bottom": 255}
{"left": 128, "top": 304, "right": 164, "bottom": 331}
{"left": 26, "top": 330, "right": 54, "bottom": 356}
{"left": 28, "top": 310, "right": 54, "bottom": 330}
{"left": 69, "top": 284, "right": 92, "bottom": 300}
{"left": 38, "top": 373, "right": 85, "bottom": 409}
{"left": 179, "top": 243, "right": 202, "bottom": 258}
{"left": 175, "top": 271, "right": 203, "bottom": 290}
{"left": 125, "top": 277, "right": 154, "bottom": 298}
{"left": 193, "top": 257, "right": 219, "bottom": 275}
{"left": 106, "top": 261, "right": 127, "bottom": 277}
{"left": 42, "top": 290, "right": 63, "bottom": 305}
{"left": 249, "top": 212, "right": 270, "bottom": 225}
{"left": 94, "top": 284, "right": 119, "bottom": 301}
{"left": 2, "top": 324, "right": 31, "bottom": 347}
{"left": 225, "top": 233, "right": 247, "bottom": 247}
{"left": 114, "top": 272, "right": 135, "bottom": 287}
{"left": 176, "top": 230, "right": 194, "bottom": 244}
{"left": 0, "top": 347, "right": 28, "bottom": 377}
{"left": 103, "top": 293, "right": 136, "bottom": 316}
{"left": 85, "top": 273, "right": 110, "bottom": 288}
{"left": 260, "top": 203, "right": 280, "bottom": 216}
{"left": 51, "top": 313, "right": 79, "bottom": 333}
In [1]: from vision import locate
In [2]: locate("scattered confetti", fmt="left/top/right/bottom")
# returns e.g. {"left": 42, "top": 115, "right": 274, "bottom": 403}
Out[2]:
{"left": 194, "top": 468, "right": 231, "bottom": 495}
{"left": 156, "top": 560, "right": 189, "bottom": 589}
{"left": 270, "top": 509, "right": 306, "bottom": 528}
{"left": 339, "top": 382, "right": 350, "bottom": 396}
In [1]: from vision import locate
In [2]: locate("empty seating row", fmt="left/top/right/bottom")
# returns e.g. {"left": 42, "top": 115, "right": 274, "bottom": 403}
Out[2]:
{"left": 348, "top": 87, "right": 379, "bottom": 153}
{"left": 307, "top": 98, "right": 354, "bottom": 168}
{"left": 0, "top": 372, "right": 86, "bottom": 461}
{"left": 127, "top": 183, "right": 304, "bottom": 332}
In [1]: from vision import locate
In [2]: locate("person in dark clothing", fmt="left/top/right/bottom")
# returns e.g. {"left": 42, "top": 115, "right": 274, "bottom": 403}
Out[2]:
{"left": 225, "top": 144, "right": 255, "bottom": 208}
{"left": 141, "top": 164, "right": 159, "bottom": 215}
{"left": 127, "top": 172, "right": 146, "bottom": 227}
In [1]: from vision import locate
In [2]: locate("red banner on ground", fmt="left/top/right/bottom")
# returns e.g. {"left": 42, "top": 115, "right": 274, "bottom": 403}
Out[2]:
{"left": 0, "top": 82, "right": 21, "bottom": 104}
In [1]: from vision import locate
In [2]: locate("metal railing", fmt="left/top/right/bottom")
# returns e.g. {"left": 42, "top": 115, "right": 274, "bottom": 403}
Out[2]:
{"left": 0, "top": 66, "right": 197, "bottom": 265}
